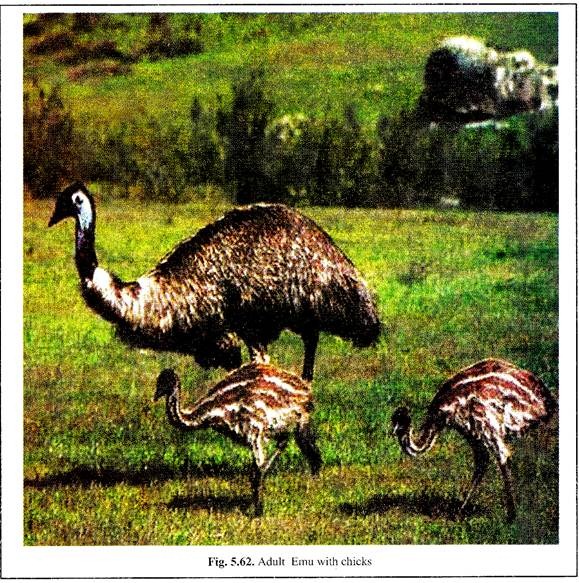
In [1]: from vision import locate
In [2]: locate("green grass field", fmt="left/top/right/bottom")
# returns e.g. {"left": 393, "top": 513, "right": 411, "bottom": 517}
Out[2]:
{"left": 23, "top": 197, "right": 558, "bottom": 545}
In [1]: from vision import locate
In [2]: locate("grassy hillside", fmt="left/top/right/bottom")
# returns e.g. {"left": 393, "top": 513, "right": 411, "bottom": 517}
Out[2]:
{"left": 24, "top": 12, "right": 558, "bottom": 129}
{"left": 24, "top": 198, "right": 558, "bottom": 545}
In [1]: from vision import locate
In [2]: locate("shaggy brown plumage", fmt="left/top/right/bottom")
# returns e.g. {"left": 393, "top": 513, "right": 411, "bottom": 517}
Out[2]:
{"left": 391, "top": 358, "right": 555, "bottom": 522}
{"left": 49, "top": 182, "right": 381, "bottom": 378}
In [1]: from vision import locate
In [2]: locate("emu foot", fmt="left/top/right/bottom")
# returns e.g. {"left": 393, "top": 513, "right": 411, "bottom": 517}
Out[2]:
{"left": 252, "top": 501, "right": 264, "bottom": 518}
{"left": 505, "top": 505, "right": 516, "bottom": 524}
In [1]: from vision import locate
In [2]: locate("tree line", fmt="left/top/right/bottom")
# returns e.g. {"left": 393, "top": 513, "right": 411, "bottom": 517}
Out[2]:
{"left": 24, "top": 68, "right": 558, "bottom": 211}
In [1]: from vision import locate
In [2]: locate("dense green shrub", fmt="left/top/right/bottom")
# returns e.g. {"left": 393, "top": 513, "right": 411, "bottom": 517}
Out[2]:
{"left": 307, "top": 107, "right": 378, "bottom": 207}
{"left": 374, "top": 108, "right": 558, "bottom": 211}
{"left": 377, "top": 111, "right": 437, "bottom": 207}
{"left": 454, "top": 122, "right": 525, "bottom": 210}
{"left": 80, "top": 119, "right": 191, "bottom": 201}
{"left": 188, "top": 97, "right": 223, "bottom": 186}
{"left": 216, "top": 68, "right": 274, "bottom": 204}
{"left": 23, "top": 76, "right": 557, "bottom": 210}
{"left": 91, "top": 122, "right": 139, "bottom": 197}
{"left": 526, "top": 107, "right": 558, "bottom": 212}
{"left": 262, "top": 106, "right": 378, "bottom": 207}
{"left": 134, "top": 119, "right": 190, "bottom": 202}
{"left": 24, "top": 85, "right": 77, "bottom": 198}
{"left": 263, "top": 113, "right": 314, "bottom": 204}
{"left": 338, "top": 106, "right": 379, "bottom": 208}
{"left": 448, "top": 110, "right": 558, "bottom": 211}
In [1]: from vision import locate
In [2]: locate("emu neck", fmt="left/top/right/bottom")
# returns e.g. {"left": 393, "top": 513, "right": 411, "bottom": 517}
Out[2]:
{"left": 75, "top": 215, "right": 98, "bottom": 282}
{"left": 399, "top": 421, "right": 439, "bottom": 457}
{"left": 165, "top": 391, "right": 203, "bottom": 430}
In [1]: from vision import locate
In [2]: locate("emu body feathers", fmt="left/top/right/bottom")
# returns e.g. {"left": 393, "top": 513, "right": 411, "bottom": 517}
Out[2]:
{"left": 50, "top": 182, "right": 381, "bottom": 378}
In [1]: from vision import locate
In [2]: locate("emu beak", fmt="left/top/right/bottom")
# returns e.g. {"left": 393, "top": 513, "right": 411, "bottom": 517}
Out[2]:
{"left": 48, "top": 192, "right": 75, "bottom": 227}
{"left": 48, "top": 203, "right": 67, "bottom": 227}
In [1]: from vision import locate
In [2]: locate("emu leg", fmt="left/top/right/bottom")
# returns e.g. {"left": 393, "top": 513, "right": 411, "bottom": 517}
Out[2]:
{"left": 261, "top": 436, "right": 288, "bottom": 475}
{"left": 302, "top": 330, "right": 319, "bottom": 381}
{"left": 295, "top": 421, "right": 322, "bottom": 475}
{"left": 249, "top": 436, "right": 287, "bottom": 516}
{"left": 249, "top": 462, "right": 264, "bottom": 517}
{"left": 458, "top": 442, "right": 489, "bottom": 518}
{"left": 499, "top": 459, "right": 516, "bottom": 523}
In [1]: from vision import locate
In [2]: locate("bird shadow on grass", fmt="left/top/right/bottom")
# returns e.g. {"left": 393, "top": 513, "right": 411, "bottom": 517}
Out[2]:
{"left": 166, "top": 493, "right": 253, "bottom": 514}
{"left": 339, "top": 492, "right": 483, "bottom": 521}
{"left": 24, "top": 462, "right": 242, "bottom": 489}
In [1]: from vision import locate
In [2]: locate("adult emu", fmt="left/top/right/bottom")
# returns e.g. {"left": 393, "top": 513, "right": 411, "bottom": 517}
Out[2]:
{"left": 154, "top": 363, "right": 321, "bottom": 516}
{"left": 391, "top": 358, "right": 555, "bottom": 522}
{"left": 48, "top": 182, "right": 381, "bottom": 379}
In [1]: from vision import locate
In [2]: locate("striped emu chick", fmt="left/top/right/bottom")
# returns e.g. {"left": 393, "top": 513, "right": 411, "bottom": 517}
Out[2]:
{"left": 391, "top": 358, "right": 555, "bottom": 522}
{"left": 154, "top": 363, "right": 322, "bottom": 516}
{"left": 49, "top": 182, "right": 380, "bottom": 380}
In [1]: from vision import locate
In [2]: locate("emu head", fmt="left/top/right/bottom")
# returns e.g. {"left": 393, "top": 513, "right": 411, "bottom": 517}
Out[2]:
{"left": 48, "top": 181, "right": 94, "bottom": 229}
{"left": 391, "top": 406, "right": 411, "bottom": 437}
{"left": 154, "top": 369, "right": 180, "bottom": 401}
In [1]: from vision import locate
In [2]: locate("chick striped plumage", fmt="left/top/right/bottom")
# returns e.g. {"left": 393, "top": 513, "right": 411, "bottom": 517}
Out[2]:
{"left": 155, "top": 362, "right": 321, "bottom": 516}
{"left": 431, "top": 358, "right": 554, "bottom": 464}
{"left": 391, "top": 358, "right": 555, "bottom": 521}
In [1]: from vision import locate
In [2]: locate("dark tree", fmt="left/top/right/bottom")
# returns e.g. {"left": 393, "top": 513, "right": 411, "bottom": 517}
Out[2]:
{"left": 527, "top": 108, "right": 558, "bottom": 212}
{"left": 188, "top": 97, "right": 222, "bottom": 186}
{"left": 24, "top": 85, "right": 76, "bottom": 198}
{"left": 216, "top": 68, "right": 274, "bottom": 204}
